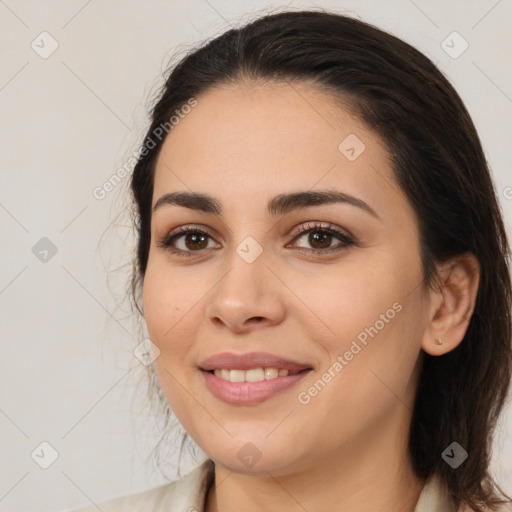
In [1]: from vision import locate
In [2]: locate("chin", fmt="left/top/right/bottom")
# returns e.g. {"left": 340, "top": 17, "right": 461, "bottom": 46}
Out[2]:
{"left": 200, "top": 436, "right": 309, "bottom": 477}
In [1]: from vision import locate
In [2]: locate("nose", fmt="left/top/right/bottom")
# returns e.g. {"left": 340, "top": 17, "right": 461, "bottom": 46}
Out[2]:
{"left": 204, "top": 246, "right": 286, "bottom": 334}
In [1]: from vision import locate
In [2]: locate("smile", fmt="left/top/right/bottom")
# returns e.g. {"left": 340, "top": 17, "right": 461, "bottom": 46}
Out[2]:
{"left": 211, "top": 367, "right": 301, "bottom": 382}
{"left": 199, "top": 351, "right": 313, "bottom": 405}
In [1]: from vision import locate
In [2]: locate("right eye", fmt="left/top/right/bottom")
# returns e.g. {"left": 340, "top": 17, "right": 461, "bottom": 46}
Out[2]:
{"left": 157, "top": 226, "right": 220, "bottom": 257}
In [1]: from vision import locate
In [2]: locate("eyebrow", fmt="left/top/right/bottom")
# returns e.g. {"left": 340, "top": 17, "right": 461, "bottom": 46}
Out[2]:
{"left": 152, "top": 189, "right": 380, "bottom": 220}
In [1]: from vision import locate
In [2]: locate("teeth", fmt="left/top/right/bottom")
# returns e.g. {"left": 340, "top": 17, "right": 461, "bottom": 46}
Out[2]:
{"left": 213, "top": 367, "right": 292, "bottom": 382}
{"left": 230, "top": 369, "right": 245, "bottom": 383}
{"left": 246, "top": 368, "right": 264, "bottom": 382}
{"left": 265, "top": 368, "right": 278, "bottom": 379}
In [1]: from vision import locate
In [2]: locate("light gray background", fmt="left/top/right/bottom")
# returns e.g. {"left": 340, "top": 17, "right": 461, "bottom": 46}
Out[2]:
{"left": 1, "top": 1, "right": 511, "bottom": 511}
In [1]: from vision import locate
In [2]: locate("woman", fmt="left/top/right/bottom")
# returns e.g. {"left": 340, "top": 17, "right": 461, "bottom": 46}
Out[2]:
{"left": 72, "top": 9, "right": 512, "bottom": 512}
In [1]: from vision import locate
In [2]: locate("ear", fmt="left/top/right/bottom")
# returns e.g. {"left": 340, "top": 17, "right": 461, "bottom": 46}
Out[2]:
{"left": 421, "top": 252, "right": 480, "bottom": 356}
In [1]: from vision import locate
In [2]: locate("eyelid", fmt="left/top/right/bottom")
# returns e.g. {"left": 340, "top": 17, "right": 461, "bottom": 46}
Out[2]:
{"left": 156, "top": 224, "right": 220, "bottom": 251}
{"left": 289, "top": 221, "right": 354, "bottom": 241}
{"left": 286, "top": 221, "right": 355, "bottom": 254}
{"left": 157, "top": 221, "right": 355, "bottom": 256}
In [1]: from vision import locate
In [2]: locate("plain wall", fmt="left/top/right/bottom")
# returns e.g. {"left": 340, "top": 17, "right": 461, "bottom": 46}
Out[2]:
{"left": 1, "top": 1, "right": 511, "bottom": 510}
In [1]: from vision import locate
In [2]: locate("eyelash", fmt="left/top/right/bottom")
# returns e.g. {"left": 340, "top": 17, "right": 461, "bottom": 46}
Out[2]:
{"left": 156, "top": 221, "right": 355, "bottom": 258}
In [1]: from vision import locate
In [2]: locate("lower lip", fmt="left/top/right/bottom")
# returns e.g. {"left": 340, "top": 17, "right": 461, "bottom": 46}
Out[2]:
{"left": 201, "top": 370, "right": 312, "bottom": 405}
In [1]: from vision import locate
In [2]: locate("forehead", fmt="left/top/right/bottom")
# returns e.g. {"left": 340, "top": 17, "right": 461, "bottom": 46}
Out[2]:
{"left": 153, "top": 81, "right": 402, "bottom": 215}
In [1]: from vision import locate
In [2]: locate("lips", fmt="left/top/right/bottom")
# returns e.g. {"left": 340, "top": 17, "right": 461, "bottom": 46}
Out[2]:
{"left": 198, "top": 352, "right": 313, "bottom": 405}
{"left": 199, "top": 351, "right": 312, "bottom": 372}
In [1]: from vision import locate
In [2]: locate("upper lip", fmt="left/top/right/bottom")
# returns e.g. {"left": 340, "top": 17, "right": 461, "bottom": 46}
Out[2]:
{"left": 199, "top": 352, "right": 313, "bottom": 371}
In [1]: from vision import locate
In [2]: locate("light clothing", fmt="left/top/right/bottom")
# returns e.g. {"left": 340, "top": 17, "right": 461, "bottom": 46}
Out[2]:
{"left": 70, "top": 458, "right": 458, "bottom": 511}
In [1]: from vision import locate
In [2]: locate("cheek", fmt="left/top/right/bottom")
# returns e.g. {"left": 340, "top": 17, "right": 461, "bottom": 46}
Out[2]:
{"left": 142, "top": 259, "right": 217, "bottom": 385}
{"left": 290, "top": 260, "right": 402, "bottom": 353}
{"left": 142, "top": 255, "right": 198, "bottom": 337}
{"left": 143, "top": 274, "right": 170, "bottom": 342}
{"left": 142, "top": 263, "right": 191, "bottom": 359}
{"left": 142, "top": 267, "right": 197, "bottom": 414}
{"left": 293, "top": 254, "right": 423, "bottom": 400}
{"left": 293, "top": 287, "right": 421, "bottom": 450}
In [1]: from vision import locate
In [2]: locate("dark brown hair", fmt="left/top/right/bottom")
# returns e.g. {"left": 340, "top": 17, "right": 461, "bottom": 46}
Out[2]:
{"left": 129, "top": 9, "right": 512, "bottom": 511}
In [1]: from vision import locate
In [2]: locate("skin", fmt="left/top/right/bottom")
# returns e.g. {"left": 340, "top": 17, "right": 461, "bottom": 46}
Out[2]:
{"left": 142, "top": 80, "right": 480, "bottom": 512}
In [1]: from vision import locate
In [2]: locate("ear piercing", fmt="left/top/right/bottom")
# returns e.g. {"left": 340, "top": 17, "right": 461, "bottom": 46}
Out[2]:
{"left": 434, "top": 337, "right": 443, "bottom": 345}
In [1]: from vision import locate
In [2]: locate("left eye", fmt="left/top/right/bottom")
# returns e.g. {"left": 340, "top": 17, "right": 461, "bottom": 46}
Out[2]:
{"left": 289, "top": 222, "right": 355, "bottom": 254}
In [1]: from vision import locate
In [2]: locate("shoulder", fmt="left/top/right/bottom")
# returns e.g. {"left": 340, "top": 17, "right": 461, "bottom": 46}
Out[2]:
{"left": 417, "top": 474, "right": 512, "bottom": 512}
{"left": 67, "top": 459, "right": 214, "bottom": 512}
{"left": 68, "top": 482, "right": 177, "bottom": 512}
{"left": 457, "top": 502, "right": 512, "bottom": 512}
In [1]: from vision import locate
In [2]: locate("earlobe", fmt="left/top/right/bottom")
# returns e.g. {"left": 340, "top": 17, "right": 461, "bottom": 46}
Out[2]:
{"left": 421, "top": 252, "right": 480, "bottom": 356}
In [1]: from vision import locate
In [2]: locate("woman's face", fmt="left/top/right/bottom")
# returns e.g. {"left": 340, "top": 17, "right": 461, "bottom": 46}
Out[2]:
{"left": 143, "top": 81, "right": 431, "bottom": 475}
